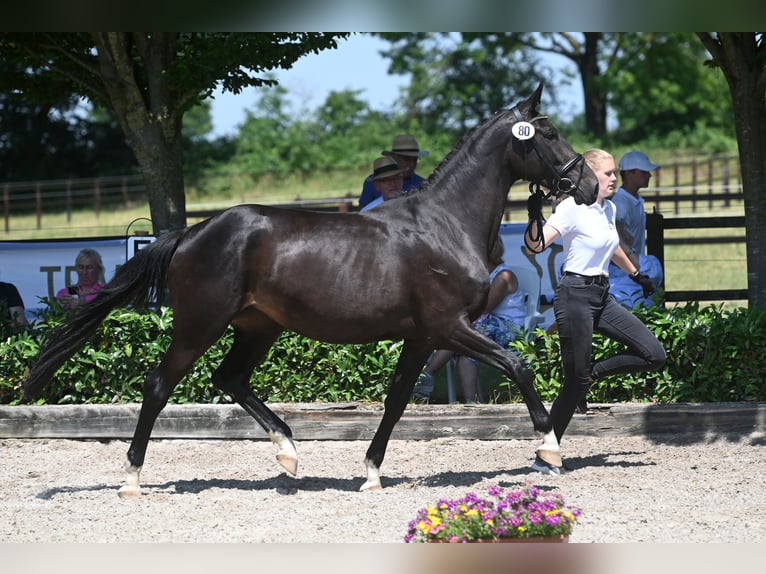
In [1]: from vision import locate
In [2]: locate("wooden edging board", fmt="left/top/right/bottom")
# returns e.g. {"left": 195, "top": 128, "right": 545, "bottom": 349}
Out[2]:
{"left": 1, "top": 402, "right": 764, "bottom": 441}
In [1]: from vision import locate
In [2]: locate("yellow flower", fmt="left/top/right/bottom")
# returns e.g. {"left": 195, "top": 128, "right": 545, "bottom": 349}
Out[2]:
{"left": 517, "top": 526, "right": 527, "bottom": 533}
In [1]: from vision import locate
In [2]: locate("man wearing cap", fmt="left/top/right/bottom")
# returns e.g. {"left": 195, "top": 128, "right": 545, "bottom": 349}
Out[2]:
{"left": 358, "top": 134, "right": 428, "bottom": 208}
{"left": 359, "top": 156, "right": 406, "bottom": 212}
{"left": 608, "top": 150, "right": 664, "bottom": 308}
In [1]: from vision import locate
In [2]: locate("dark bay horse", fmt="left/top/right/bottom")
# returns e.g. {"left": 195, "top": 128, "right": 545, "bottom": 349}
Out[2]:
{"left": 24, "top": 83, "right": 598, "bottom": 497}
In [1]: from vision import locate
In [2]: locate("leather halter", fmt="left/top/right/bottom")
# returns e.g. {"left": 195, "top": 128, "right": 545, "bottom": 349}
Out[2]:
{"left": 510, "top": 106, "right": 585, "bottom": 201}
{"left": 510, "top": 105, "right": 585, "bottom": 251}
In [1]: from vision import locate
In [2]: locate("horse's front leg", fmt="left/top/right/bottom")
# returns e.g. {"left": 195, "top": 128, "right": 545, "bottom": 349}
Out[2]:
{"left": 361, "top": 340, "right": 432, "bottom": 491}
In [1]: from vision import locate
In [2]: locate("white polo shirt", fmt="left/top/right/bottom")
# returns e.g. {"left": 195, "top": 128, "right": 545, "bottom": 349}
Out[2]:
{"left": 547, "top": 196, "right": 620, "bottom": 277}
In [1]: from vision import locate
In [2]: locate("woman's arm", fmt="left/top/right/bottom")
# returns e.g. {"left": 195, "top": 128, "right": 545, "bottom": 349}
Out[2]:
{"left": 484, "top": 270, "right": 517, "bottom": 313}
{"left": 611, "top": 245, "right": 640, "bottom": 277}
{"left": 524, "top": 222, "right": 560, "bottom": 254}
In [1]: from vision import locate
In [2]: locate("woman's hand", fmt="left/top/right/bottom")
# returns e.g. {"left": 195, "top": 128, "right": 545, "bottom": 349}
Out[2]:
{"left": 58, "top": 293, "right": 79, "bottom": 310}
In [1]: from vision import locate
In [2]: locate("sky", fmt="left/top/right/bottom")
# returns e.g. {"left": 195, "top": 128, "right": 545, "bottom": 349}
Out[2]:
{"left": 208, "top": 34, "right": 409, "bottom": 138}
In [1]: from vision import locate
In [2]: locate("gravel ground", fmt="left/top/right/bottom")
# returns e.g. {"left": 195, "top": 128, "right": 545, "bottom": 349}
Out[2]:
{"left": 2, "top": 430, "right": 765, "bottom": 543}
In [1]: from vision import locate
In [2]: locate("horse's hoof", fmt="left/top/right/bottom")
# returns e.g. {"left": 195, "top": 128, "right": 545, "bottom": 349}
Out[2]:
{"left": 117, "top": 485, "right": 141, "bottom": 500}
{"left": 536, "top": 449, "right": 562, "bottom": 467}
{"left": 360, "top": 459, "right": 382, "bottom": 491}
{"left": 276, "top": 453, "right": 298, "bottom": 476}
{"left": 359, "top": 479, "right": 382, "bottom": 492}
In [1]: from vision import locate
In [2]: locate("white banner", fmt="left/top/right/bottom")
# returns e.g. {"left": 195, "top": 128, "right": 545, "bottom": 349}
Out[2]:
{"left": 0, "top": 236, "right": 155, "bottom": 321}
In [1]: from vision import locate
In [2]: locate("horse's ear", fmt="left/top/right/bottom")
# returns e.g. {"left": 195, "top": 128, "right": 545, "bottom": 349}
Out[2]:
{"left": 530, "top": 81, "right": 544, "bottom": 108}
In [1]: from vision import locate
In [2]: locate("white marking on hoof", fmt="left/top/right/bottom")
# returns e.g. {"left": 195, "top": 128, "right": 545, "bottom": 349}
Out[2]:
{"left": 360, "top": 459, "right": 382, "bottom": 491}
{"left": 118, "top": 461, "right": 142, "bottom": 499}
{"left": 536, "top": 430, "right": 562, "bottom": 467}
{"left": 269, "top": 431, "right": 298, "bottom": 476}
{"left": 117, "top": 485, "right": 141, "bottom": 499}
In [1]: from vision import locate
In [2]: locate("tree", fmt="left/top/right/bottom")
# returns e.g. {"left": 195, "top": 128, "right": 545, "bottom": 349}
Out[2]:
{"left": 0, "top": 59, "right": 136, "bottom": 182}
{"left": 697, "top": 33, "right": 766, "bottom": 307}
{"left": 378, "top": 33, "right": 548, "bottom": 136}
{"left": 609, "top": 33, "right": 734, "bottom": 144}
{"left": 0, "top": 32, "right": 349, "bottom": 234}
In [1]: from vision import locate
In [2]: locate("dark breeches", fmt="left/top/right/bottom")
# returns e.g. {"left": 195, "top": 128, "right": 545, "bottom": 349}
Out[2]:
{"left": 551, "top": 274, "right": 666, "bottom": 442}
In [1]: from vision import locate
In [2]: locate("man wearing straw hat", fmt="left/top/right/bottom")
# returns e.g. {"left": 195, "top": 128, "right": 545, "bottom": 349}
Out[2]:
{"left": 358, "top": 134, "right": 429, "bottom": 208}
{"left": 360, "top": 156, "right": 406, "bottom": 212}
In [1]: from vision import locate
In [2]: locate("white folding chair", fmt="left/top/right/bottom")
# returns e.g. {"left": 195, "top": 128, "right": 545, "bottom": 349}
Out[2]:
{"left": 508, "top": 266, "right": 546, "bottom": 341}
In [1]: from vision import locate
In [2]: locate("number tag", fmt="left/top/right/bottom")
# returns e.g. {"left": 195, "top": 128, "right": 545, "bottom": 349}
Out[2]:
{"left": 512, "top": 122, "right": 536, "bottom": 141}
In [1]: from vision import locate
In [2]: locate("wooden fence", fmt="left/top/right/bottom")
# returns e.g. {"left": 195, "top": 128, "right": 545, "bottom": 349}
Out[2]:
{"left": 1, "top": 154, "right": 749, "bottom": 303}
{"left": 2, "top": 174, "right": 145, "bottom": 232}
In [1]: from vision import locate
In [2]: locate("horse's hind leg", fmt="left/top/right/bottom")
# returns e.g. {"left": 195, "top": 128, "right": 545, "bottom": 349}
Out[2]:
{"left": 119, "top": 340, "right": 211, "bottom": 499}
{"left": 362, "top": 340, "right": 433, "bottom": 491}
{"left": 211, "top": 323, "right": 298, "bottom": 476}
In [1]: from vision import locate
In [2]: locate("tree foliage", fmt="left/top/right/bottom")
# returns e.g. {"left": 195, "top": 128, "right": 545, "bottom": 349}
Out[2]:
{"left": 378, "top": 32, "right": 547, "bottom": 135}
{"left": 0, "top": 32, "right": 349, "bottom": 234}
{"left": 0, "top": 60, "right": 135, "bottom": 181}
{"left": 610, "top": 33, "right": 734, "bottom": 143}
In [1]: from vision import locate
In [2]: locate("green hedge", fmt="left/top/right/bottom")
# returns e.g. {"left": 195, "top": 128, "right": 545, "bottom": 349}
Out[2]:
{"left": 1, "top": 301, "right": 764, "bottom": 405}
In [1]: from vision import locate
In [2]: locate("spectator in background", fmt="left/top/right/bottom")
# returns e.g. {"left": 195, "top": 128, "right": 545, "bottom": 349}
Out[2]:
{"left": 0, "top": 279, "right": 27, "bottom": 327}
{"left": 358, "top": 134, "right": 428, "bottom": 208}
{"left": 56, "top": 248, "right": 106, "bottom": 310}
{"left": 360, "top": 156, "right": 406, "bottom": 212}
{"left": 609, "top": 150, "right": 664, "bottom": 308}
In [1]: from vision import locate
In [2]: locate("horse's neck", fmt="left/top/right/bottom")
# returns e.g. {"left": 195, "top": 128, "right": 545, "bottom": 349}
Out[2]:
{"left": 421, "top": 126, "right": 515, "bottom": 242}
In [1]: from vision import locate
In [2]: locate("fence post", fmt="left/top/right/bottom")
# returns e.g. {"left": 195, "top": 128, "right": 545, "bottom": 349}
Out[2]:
{"left": 3, "top": 184, "right": 9, "bottom": 233}
{"left": 645, "top": 211, "right": 665, "bottom": 291}
{"left": 708, "top": 158, "right": 714, "bottom": 210}
{"left": 35, "top": 182, "right": 42, "bottom": 229}
{"left": 66, "top": 180, "right": 72, "bottom": 223}
{"left": 691, "top": 158, "right": 698, "bottom": 212}
{"left": 94, "top": 179, "right": 101, "bottom": 218}
{"left": 722, "top": 157, "right": 730, "bottom": 208}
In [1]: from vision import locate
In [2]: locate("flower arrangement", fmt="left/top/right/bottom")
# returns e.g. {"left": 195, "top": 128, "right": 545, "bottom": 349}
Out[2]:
{"left": 404, "top": 483, "right": 581, "bottom": 543}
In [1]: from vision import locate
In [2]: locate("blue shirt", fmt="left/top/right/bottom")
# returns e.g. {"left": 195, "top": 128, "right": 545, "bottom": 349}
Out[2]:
{"left": 358, "top": 172, "right": 426, "bottom": 207}
{"left": 611, "top": 187, "right": 646, "bottom": 256}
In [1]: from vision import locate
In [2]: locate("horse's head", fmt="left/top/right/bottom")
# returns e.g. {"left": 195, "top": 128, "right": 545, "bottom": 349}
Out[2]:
{"left": 505, "top": 82, "right": 598, "bottom": 205}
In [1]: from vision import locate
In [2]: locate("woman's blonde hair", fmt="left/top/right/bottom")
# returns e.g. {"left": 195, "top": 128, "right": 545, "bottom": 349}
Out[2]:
{"left": 76, "top": 248, "right": 106, "bottom": 284}
{"left": 582, "top": 148, "right": 614, "bottom": 171}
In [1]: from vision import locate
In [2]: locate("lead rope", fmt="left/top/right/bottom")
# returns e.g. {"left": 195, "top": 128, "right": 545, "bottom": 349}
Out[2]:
{"left": 526, "top": 182, "right": 547, "bottom": 251}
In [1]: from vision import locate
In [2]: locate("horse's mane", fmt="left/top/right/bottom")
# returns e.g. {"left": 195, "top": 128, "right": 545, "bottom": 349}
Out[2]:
{"left": 409, "top": 106, "right": 527, "bottom": 196}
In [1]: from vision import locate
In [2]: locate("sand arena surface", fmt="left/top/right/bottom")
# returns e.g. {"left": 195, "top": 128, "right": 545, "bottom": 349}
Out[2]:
{"left": 2, "top": 431, "right": 764, "bottom": 543}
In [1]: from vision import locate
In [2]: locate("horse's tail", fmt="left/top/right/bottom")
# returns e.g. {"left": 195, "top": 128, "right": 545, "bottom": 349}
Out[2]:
{"left": 23, "top": 230, "right": 185, "bottom": 400}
